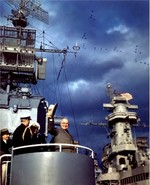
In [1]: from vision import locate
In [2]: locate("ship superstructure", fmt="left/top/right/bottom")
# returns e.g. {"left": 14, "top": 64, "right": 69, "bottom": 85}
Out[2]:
{"left": 0, "top": 0, "right": 71, "bottom": 133}
{"left": 0, "top": 1, "right": 96, "bottom": 185}
{"left": 0, "top": 23, "right": 69, "bottom": 133}
{"left": 96, "top": 84, "right": 150, "bottom": 185}
{"left": 0, "top": 1, "right": 149, "bottom": 185}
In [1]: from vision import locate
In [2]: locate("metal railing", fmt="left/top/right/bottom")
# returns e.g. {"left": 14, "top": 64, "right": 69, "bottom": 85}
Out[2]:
{"left": 0, "top": 144, "right": 94, "bottom": 185}
{"left": 12, "top": 143, "right": 94, "bottom": 158}
{"left": 0, "top": 154, "right": 12, "bottom": 185}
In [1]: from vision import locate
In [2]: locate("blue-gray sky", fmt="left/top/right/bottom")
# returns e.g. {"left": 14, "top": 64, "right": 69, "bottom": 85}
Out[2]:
{"left": 1, "top": 0, "right": 149, "bottom": 161}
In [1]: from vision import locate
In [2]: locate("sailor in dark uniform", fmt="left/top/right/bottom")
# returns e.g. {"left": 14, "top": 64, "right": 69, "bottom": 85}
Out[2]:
{"left": 47, "top": 104, "right": 74, "bottom": 152}
{"left": 12, "top": 113, "right": 33, "bottom": 147}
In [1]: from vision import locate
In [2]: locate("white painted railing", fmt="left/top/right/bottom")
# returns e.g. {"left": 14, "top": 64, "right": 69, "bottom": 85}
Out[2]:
{"left": 12, "top": 143, "right": 94, "bottom": 158}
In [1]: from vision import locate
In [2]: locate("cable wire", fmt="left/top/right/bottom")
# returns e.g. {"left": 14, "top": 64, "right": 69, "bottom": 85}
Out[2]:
{"left": 63, "top": 65, "right": 80, "bottom": 143}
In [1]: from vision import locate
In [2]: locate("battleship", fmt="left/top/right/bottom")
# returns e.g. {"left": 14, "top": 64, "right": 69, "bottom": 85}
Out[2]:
{"left": 0, "top": 1, "right": 149, "bottom": 185}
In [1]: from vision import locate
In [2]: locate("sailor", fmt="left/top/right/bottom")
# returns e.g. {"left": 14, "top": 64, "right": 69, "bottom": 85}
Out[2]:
{"left": 12, "top": 112, "right": 33, "bottom": 147}
{"left": 47, "top": 104, "right": 74, "bottom": 152}
{"left": 29, "top": 121, "right": 46, "bottom": 144}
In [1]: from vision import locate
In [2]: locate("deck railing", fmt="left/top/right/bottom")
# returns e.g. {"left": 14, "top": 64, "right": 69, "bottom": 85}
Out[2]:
{"left": 0, "top": 144, "right": 94, "bottom": 185}
{"left": 0, "top": 154, "right": 11, "bottom": 185}
{"left": 12, "top": 143, "right": 94, "bottom": 158}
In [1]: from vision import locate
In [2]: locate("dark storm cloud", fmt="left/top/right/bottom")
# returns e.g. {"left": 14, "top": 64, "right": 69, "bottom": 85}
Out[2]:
{"left": 1, "top": 0, "right": 148, "bottom": 160}
{"left": 65, "top": 54, "right": 124, "bottom": 82}
{"left": 111, "top": 1, "right": 149, "bottom": 32}
{"left": 46, "top": 1, "right": 149, "bottom": 45}
{"left": 38, "top": 1, "right": 149, "bottom": 132}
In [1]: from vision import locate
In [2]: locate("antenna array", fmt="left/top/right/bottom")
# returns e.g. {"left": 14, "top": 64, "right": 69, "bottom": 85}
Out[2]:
{"left": 5, "top": 0, "right": 49, "bottom": 24}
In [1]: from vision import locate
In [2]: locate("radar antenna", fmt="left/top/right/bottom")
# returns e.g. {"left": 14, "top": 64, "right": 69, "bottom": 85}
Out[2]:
{"left": 106, "top": 83, "right": 117, "bottom": 101}
{"left": 5, "top": 0, "right": 49, "bottom": 27}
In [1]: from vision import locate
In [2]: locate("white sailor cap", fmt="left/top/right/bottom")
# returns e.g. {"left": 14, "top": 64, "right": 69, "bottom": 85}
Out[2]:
{"left": 20, "top": 112, "right": 32, "bottom": 120}
{"left": 29, "top": 121, "right": 40, "bottom": 130}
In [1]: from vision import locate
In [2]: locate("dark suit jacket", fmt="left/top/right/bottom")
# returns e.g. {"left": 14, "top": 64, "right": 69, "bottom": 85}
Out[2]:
{"left": 48, "top": 119, "right": 74, "bottom": 152}
{"left": 0, "top": 139, "right": 12, "bottom": 156}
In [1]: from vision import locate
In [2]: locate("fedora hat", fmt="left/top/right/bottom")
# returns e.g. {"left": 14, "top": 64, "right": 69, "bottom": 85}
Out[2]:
{"left": 0, "top": 128, "right": 10, "bottom": 136}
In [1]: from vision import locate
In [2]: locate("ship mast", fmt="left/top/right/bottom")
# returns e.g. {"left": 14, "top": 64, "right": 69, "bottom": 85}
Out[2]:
{"left": 102, "top": 84, "right": 139, "bottom": 170}
{"left": 0, "top": 0, "right": 77, "bottom": 133}
{"left": 1, "top": 0, "right": 75, "bottom": 94}
{"left": 1, "top": 0, "right": 48, "bottom": 93}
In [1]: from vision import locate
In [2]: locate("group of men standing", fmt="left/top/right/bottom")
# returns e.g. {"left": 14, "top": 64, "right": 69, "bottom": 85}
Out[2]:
{"left": 0, "top": 104, "right": 75, "bottom": 185}
{"left": 0, "top": 113, "right": 44, "bottom": 155}
{"left": 0, "top": 103, "right": 74, "bottom": 156}
{"left": 12, "top": 114, "right": 43, "bottom": 148}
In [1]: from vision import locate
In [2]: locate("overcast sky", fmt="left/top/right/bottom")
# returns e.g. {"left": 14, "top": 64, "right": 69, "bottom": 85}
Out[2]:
{"left": 1, "top": 0, "right": 149, "bottom": 161}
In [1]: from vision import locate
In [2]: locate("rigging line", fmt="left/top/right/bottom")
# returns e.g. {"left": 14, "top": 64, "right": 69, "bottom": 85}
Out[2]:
{"left": 52, "top": 54, "right": 60, "bottom": 102}
{"left": 28, "top": 22, "right": 59, "bottom": 49}
{"left": 50, "top": 53, "right": 63, "bottom": 115}
{"left": 33, "top": 86, "right": 40, "bottom": 96}
{"left": 50, "top": 54, "right": 57, "bottom": 96}
{"left": 38, "top": 54, "right": 62, "bottom": 100}
{"left": 36, "top": 41, "right": 58, "bottom": 50}
{"left": 63, "top": 66, "right": 80, "bottom": 144}
{"left": 56, "top": 79, "right": 63, "bottom": 116}
{"left": 4, "top": 1, "right": 16, "bottom": 10}
{"left": 43, "top": 81, "right": 56, "bottom": 94}
{"left": 102, "top": 125, "right": 111, "bottom": 140}
{"left": 38, "top": 76, "right": 56, "bottom": 96}
{"left": 38, "top": 32, "right": 59, "bottom": 49}
{"left": 56, "top": 54, "right": 66, "bottom": 81}
{"left": 44, "top": 36, "right": 59, "bottom": 49}
{"left": 55, "top": 55, "right": 65, "bottom": 116}
{"left": 56, "top": 54, "right": 80, "bottom": 141}
{"left": 33, "top": 83, "right": 42, "bottom": 96}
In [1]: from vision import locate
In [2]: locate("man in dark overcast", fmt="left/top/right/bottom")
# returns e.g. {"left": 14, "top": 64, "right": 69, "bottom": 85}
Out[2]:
{"left": 12, "top": 113, "right": 33, "bottom": 147}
